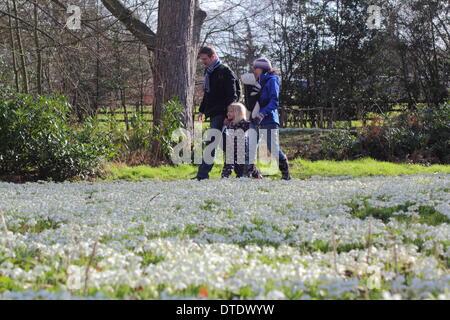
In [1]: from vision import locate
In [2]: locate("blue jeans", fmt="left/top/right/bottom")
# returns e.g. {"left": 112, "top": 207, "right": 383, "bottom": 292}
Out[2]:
{"left": 250, "top": 122, "right": 287, "bottom": 164}
{"left": 196, "top": 114, "right": 226, "bottom": 179}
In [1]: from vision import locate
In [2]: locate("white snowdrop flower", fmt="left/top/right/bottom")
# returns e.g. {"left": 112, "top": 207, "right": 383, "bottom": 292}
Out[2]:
{"left": 1, "top": 261, "right": 14, "bottom": 269}
{"left": 0, "top": 174, "right": 448, "bottom": 299}
{"left": 264, "top": 290, "right": 286, "bottom": 300}
{"left": 383, "top": 291, "right": 404, "bottom": 300}
{"left": 25, "top": 219, "right": 37, "bottom": 227}
{"left": 438, "top": 293, "right": 450, "bottom": 300}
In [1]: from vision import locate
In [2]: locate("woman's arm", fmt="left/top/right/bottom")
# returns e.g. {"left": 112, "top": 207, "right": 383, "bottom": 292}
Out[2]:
{"left": 259, "top": 78, "right": 280, "bottom": 116}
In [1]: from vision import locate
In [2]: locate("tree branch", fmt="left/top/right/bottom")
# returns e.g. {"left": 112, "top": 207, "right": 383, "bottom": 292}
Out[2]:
{"left": 100, "top": 0, "right": 156, "bottom": 51}
{"left": 49, "top": 0, "right": 156, "bottom": 51}
{"left": 0, "top": 8, "right": 63, "bottom": 47}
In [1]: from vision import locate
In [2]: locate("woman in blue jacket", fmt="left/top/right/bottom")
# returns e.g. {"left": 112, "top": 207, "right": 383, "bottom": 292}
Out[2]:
{"left": 251, "top": 58, "right": 291, "bottom": 180}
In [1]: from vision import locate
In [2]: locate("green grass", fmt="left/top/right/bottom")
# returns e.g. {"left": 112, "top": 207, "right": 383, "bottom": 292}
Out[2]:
{"left": 101, "top": 158, "right": 450, "bottom": 181}
{"left": 289, "top": 158, "right": 450, "bottom": 179}
{"left": 345, "top": 200, "right": 450, "bottom": 226}
{"left": 103, "top": 163, "right": 212, "bottom": 181}
{"left": 8, "top": 218, "right": 64, "bottom": 234}
{"left": 0, "top": 276, "right": 20, "bottom": 293}
{"left": 137, "top": 251, "right": 165, "bottom": 266}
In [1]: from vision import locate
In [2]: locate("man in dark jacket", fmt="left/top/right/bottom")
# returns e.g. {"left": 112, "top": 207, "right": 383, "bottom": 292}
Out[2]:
{"left": 194, "top": 46, "right": 240, "bottom": 180}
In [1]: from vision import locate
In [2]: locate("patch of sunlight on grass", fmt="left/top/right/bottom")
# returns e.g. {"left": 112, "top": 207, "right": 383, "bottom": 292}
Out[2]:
{"left": 290, "top": 158, "right": 450, "bottom": 179}
{"left": 100, "top": 158, "right": 450, "bottom": 182}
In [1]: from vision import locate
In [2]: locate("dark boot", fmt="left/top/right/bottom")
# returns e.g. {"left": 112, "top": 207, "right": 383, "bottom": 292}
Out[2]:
{"left": 279, "top": 158, "right": 291, "bottom": 180}
{"left": 234, "top": 165, "right": 245, "bottom": 178}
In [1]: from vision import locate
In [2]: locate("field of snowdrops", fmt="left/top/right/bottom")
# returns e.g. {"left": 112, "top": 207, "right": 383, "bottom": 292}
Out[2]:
{"left": 0, "top": 174, "right": 449, "bottom": 300}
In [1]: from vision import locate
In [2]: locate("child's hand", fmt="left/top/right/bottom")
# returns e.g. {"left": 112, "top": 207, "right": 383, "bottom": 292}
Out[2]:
{"left": 198, "top": 113, "right": 205, "bottom": 122}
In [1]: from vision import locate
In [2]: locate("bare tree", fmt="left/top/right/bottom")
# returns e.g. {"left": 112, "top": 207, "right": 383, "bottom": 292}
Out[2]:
{"left": 33, "top": 2, "right": 42, "bottom": 94}
{"left": 5, "top": 0, "right": 19, "bottom": 91}
{"left": 101, "top": 0, "right": 207, "bottom": 140}
{"left": 11, "top": 0, "right": 28, "bottom": 93}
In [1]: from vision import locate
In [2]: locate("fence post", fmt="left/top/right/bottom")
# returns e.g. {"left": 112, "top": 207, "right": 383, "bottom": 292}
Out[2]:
{"left": 307, "top": 108, "right": 311, "bottom": 128}
{"left": 331, "top": 103, "right": 337, "bottom": 129}
{"left": 121, "top": 88, "right": 129, "bottom": 131}
{"left": 279, "top": 107, "right": 284, "bottom": 128}
{"left": 320, "top": 108, "right": 324, "bottom": 128}
{"left": 135, "top": 102, "right": 139, "bottom": 119}
{"left": 327, "top": 108, "right": 331, "bottom": 128}
{"left": 109, "top": 102, "right": 115, "bottom": 130}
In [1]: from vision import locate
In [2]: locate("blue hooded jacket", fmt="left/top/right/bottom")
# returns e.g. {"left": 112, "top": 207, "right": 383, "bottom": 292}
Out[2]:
{"left": 258, "top": 72, "right": 281, "bottom": 125}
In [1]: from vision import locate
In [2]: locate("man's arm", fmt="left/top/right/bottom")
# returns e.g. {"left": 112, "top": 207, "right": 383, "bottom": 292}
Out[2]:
{"left": 223, "top": 68, "right": 238, "bottom": 107}
{"left": 198, "top": 92, "right": 207, "bottom": 121}
{"left": 199, "top": 92, "right": 207, "bottom": 114}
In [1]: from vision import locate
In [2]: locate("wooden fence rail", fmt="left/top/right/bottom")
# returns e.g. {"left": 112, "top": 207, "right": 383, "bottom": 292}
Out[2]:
{"left": 95, "top": 104, "right": 410, "bottom": 129}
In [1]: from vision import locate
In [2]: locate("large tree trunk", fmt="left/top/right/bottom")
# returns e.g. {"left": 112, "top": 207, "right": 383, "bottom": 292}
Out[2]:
{"left": 153, "top": 0, "right": 206, "bottom": 133}
{"left": 100, "top": 0, "right": 206, "bottom": 161}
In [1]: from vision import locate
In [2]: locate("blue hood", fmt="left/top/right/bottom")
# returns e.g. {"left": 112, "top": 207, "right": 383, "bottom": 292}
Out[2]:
{"left": 258, "top": 72, "right": 279, "bottom": 87}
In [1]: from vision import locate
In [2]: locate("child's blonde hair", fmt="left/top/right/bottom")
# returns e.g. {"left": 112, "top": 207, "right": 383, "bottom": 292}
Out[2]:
{"left": 228, "top": 102, "right": 248, "bottom": 123}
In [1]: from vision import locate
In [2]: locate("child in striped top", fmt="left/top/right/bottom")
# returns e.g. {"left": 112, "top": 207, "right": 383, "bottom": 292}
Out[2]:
{"left": 221, "top": 103, "right": 262, "bottom": 179}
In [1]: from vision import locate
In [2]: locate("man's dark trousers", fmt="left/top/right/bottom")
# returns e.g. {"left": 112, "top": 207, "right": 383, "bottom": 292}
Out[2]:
{"left": 196, "top": 114, "right": 227, "bottom": 179}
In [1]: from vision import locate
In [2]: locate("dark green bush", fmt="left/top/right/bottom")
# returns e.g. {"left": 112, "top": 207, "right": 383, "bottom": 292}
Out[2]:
{"left": 322, "top": 103, "right": 449, "bottom": 164}
{"left": 127, "top": 112, "right": 153, "bottom": 151}
{"left": 99, "top": 98, "right": 185, "bottom": 166}
{"left": 154, "top": 97, "right": 186, "bottom": 160}
{"left": 0, "top": 93, "right": 116, "bottom": 181}
{"left": 419, "top": 104, "right": 450, "bottom": 163}
{"left": 320, "top": 130, "right": 357, "bottom": 160}
{"left": 111, "top": 111, "right": 154, "bottom": 166}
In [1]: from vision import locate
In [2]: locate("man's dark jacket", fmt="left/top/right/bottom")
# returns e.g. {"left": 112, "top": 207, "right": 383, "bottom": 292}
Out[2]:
{"left": 199, "top": 64, "right": 239, "bottom": 119}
